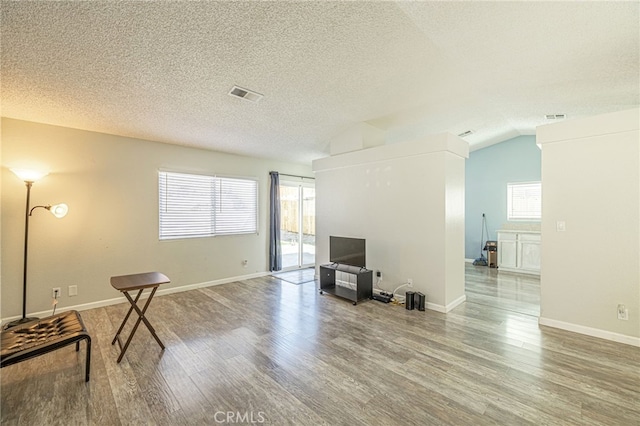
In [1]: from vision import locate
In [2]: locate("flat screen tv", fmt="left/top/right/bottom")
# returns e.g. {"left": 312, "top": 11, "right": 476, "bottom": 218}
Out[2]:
{"left": 330, "top": 236, "right": 366, "bottom": 268}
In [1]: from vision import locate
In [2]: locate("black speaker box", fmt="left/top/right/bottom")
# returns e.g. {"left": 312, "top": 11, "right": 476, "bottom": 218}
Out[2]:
{"left": 405, "top": 291, "right": 415, "bottom": 310}
{"left": 415, "top": 292, "right": 425, "bottom": 311}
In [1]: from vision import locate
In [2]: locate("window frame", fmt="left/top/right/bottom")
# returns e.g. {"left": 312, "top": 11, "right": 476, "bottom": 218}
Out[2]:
{"left": 158, "top": 170, "right": 259, "bottom": 240}
{"left": 507, "top": 181, "right": 542, "bottom": 221}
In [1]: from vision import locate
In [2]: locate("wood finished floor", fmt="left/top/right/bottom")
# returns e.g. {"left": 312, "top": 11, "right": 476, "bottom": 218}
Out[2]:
{"left": 2, "top": 264, "right": 639, "bottom": 425}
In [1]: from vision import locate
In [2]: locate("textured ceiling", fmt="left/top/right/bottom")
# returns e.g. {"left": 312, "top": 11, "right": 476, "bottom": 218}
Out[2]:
{"left": 1, "top": 1, "right": 638, "bottom": 164}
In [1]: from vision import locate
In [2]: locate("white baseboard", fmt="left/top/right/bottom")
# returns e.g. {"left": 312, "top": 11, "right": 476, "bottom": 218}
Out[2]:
{"left": 155, "top": 271, "right": 270, "bottom": 297}
{"left": 427, "top": 294, "right": 467, "bottom": 313}
{"left": 426, "top": 302, "right": 447, "bottom": 313}
{"left": 445, "top": 294, "right": 467, "bottom": 312}
{"left": 464, "top": 258, "right": 475, "bottom": 263}
{"left": 2, "top": 271, "right": 470, "bottom": 324}
{"left": 1, "top": 271, "right": 270, "bottom": 326}
{"left": 539, "top": 317, "right": 640, "bottom": 347}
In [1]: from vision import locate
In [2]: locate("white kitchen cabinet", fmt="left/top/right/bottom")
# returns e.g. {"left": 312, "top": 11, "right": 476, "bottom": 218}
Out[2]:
{"left": 497, "top": 230, "right": 541, "bottom": 275}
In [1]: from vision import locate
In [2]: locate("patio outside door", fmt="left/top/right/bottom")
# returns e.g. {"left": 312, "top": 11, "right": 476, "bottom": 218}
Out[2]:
{"left": 279, "top": 182, "right": 315, "bottom": 270}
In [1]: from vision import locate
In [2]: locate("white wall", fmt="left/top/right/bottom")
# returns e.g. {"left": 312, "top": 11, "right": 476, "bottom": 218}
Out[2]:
{"left": 329, "top": 123, "right": 384, "bottom": 156}
{"left": 1, "top": 118, "right": 312, "bottom": 320}
{"left": 538, "top": 108, "right": 640, "bottom": 346}
{"left": 313, "top": 133, "right": 467, "bottom": 311}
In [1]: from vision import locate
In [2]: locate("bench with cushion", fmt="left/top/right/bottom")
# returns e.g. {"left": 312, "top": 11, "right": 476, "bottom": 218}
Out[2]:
{"left": 1, "top": 310, "right": 91, "bottom": 382}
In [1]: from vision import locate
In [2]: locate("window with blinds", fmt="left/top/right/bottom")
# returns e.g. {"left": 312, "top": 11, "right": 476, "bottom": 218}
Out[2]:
{"left": 507, "top": 181, "right": 542, "bottom": 220}
{"left": 159, "top": 171, "right": 258, "bottom": 240}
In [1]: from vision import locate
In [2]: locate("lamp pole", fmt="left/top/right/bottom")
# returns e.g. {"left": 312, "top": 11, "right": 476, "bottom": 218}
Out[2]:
{"left": 21, "top": 181, "right": 34, "bottom": 321}
{"left": 4, "top": 180, "right": 39, "bottom": 328}
{"left": 4, "top": 169, "right": 68, "bottom": 329}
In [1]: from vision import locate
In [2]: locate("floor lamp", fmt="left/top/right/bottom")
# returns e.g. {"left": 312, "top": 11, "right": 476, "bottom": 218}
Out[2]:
{"left": 5, "top": 169, "right": 68, "bottom": 329}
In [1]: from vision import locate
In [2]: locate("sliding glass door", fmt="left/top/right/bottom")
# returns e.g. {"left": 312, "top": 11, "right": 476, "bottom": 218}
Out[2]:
{"left": 279, "top": 182, "right": 315, "bottom": 269}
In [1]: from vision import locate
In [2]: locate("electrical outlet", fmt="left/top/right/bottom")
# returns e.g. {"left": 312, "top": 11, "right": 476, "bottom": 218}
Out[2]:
{"left": 52, "top": 287, "right": 61, "bottom": 299}
{"left": 408, "top": 278, "right": 413, "bottom": 286}
{"left": 69, "top": 285, "right": 78, "bottom": 296}
{"left": 617, "top": 304, "right": 628, "bottom": 321}
{"left": 376, "top": 270, "right": 381, "bottom": 277}
{"left": 242, "top": 260, "right": 248, "bottom": 267}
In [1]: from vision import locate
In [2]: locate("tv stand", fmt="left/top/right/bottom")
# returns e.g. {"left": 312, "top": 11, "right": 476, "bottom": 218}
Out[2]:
{"left": 319, "top": 264, "right": 372, "bottom": 305}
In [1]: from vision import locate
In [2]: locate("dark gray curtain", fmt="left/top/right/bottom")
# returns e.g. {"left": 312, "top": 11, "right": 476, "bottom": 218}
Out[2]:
{"left": 269, "top": 171, "right": 282, "bottom": 271}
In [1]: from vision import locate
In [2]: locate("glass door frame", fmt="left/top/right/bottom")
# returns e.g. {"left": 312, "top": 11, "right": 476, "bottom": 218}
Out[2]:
{"left": 279, "top": 179, "right": 315, "bottom": 271}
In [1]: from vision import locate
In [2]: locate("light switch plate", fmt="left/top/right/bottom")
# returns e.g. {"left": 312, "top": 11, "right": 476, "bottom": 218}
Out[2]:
{"left": 556, "top": 221, "right": 566, "bottom": 232}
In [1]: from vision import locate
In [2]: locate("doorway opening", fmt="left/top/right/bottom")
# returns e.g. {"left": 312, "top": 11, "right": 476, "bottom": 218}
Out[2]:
{"left": 279, "top": 181, "right": 315, "bottom": 270}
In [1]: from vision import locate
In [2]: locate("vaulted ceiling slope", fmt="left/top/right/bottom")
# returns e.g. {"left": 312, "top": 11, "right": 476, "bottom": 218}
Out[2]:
{"left": 1, "top": 1, "right": 638, "bottom": 164}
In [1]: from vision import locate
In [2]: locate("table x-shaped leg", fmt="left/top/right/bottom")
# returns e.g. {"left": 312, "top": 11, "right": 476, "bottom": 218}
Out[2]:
{"left": 111, "top": 286, "right": 164, "bottom": 363}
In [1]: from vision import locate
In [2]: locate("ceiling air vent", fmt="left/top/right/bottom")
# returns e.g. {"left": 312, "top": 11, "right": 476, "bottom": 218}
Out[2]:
{"left": 457, "top": 130, "right": 474, "bottom": 137}
{"left": 228, "top": 85, "right": 263, "bottom": 103}
{"left": 545, "top": 114, "right": 566, "bottom": 120}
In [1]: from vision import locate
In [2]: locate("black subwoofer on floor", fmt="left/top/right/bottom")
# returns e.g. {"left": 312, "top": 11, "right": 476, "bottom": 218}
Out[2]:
{"left": 405, "top": 291, "right": 415, "bottom": 310}
{"left": 415, "top": 292, "right": 425, "bottom": 311}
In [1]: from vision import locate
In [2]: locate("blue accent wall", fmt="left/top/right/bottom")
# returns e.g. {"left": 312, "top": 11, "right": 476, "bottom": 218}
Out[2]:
{"left": 465, "top": 135, "right": 541, "bottom": 259}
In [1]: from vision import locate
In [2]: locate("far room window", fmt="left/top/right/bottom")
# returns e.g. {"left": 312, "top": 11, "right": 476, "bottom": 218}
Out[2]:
{"left": 158, "top": 171, "right": 258, "bottom": 240}
{"left": 507, "top": 181, "right": 541, "bottom": 221}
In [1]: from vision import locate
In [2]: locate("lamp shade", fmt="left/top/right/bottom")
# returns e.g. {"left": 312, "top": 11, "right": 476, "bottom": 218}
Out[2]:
{"left": 11, "top": 168, "right": 49, "bottom": 182}
{"left": 49, "top": 203, "right": 69, "bottom": 218}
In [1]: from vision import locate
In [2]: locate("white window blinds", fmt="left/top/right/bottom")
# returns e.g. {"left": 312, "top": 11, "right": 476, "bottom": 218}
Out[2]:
{"left": 159, "top": 171, "right": 258, "bottom": 240}
{"left": 507, "top": 181, "right": 542, "bottom": 220}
